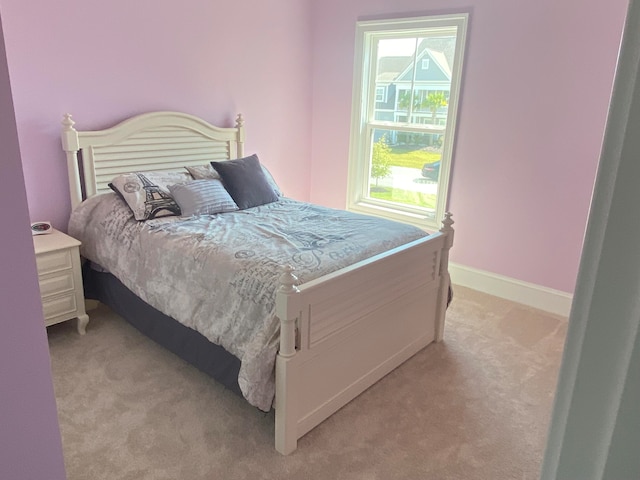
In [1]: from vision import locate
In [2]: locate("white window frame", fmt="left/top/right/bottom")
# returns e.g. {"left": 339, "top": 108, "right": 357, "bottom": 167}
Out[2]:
{"left": 375, "top": 86, "right": 386, "bottom": 103}
{"left": 347, "top": 13, "right": 468, "bottom": 231}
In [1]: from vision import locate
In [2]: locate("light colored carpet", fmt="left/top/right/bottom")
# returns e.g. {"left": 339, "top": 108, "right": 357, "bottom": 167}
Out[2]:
{"left": 47, "top": 286, "right": 567, "bottom": 480}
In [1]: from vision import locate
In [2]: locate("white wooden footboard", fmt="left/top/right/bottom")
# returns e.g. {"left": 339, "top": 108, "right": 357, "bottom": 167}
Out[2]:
{"left": 274, "top": 213, "right": 454, "bottom": 454}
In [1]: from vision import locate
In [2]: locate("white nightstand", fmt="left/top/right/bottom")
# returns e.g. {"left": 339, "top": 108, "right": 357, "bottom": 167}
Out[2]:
{"left": 33, "top": 229, "right": 89, "bottom": 335}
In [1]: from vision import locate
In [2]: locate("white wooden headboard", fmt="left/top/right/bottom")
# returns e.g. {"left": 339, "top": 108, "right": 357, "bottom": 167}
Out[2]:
{"left": 61, "top": 111, "right": 245, "bottom": 209}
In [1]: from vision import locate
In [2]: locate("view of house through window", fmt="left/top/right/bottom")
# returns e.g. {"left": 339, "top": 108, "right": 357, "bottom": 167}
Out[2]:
{"left": 348, "top": 15, "right": 468, "bottom": 230}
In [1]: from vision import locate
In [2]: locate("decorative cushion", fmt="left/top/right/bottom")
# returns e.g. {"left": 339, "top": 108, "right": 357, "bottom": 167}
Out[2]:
{"left": 186, "top": 161, "right": 282, "bottom": 196}
{"left": 167, "top": 179, "right": 238, "bottom": 216}
{"left": 260, "top": 165, "right": 283, "bottom": 197}
{"left": 210, "top": 154, "right": 280, "bottom": 209}
{"left": 109, "top": 171, "right": 191, "bottom": 221}
{"left": 185, "top": 164, "right": 221, "bottom": 181}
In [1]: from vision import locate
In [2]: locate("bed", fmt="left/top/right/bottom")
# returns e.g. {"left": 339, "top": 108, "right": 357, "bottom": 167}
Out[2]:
{"left": 61, "top": 111, "right": 454, "bottom": 454}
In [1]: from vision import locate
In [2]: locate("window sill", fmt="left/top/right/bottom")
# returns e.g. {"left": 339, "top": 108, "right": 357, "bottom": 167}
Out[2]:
{"left": 348, "top": 200, "right": 438, "bottom": 233}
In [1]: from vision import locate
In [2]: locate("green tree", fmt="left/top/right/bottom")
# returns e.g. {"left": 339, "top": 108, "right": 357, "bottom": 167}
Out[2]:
{"left": 398, "top": 90, "right": 448, "bottom": 126}
{"left": 398, "top": 90, "right": 421, "bottom": 112}
{"left": 371, "top": 134, "right": 392, "bottom": 187}
{"left": 423, "top": 91, "right": 448, "bottom": 125}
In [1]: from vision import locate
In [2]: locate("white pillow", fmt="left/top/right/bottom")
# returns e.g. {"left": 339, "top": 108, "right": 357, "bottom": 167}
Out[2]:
{"left": 168, "top": 179, "right": 238, "bottom": 216}
{"left": 109, "top": 170, "right": 191, "bottom": 221}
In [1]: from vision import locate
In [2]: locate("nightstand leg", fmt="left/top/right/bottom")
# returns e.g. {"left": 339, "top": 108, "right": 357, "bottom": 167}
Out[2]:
{"left": 77, "top": 314, "right": 89, "bottom": 335}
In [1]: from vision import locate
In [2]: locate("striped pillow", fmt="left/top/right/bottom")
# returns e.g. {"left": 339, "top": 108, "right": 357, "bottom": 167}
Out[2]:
{"left": 168, "top": 179, "right": 238, "bottom": 216}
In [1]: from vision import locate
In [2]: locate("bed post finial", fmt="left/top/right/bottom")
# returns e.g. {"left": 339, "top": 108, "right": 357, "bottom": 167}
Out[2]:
{"left": 61, "top": 113, "right": 83, "bottom": 210}
{"left": 440, "top": 211, "right": 454, "bottom": 248}
{"left": 276, "top": 265, "right": 299, "bottom": 359}
{"left": 62, "top": 113, "right": 75, "bottom": 131}
{"left": 274, "top": 264, "right": 300, "bottom": 455}
{"left": 278, "top": 265, "right": 299, "bottom": 295}
{"left": 235, "top": 113, "right": 244, "bottom": 129}
{"left": 436, "top": 212, "right": 454, "bottom": 342}
{"left": 235, "top": 113, "right": 245, "bottom": 158}
{"left": 441, "top": 211, "right": 454, "bottom": 230}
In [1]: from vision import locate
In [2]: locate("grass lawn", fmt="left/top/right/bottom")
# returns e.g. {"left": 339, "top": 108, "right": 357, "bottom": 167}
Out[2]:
{"left": 388, "top": 146, "right": 441, "bottom": 169}
{"left": 369, "top": 186, "right": 437, "bottom": 209}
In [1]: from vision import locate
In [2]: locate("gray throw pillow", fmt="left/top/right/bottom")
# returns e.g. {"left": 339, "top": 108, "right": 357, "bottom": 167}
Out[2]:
{"left": 210, "top": 154, "right": 279, "bottom": 209}
{"left": 168, "top": 179, "right": 238, "bottom": 216}
{"left": 186, "top": 162, "right": 282, "bottom": 196}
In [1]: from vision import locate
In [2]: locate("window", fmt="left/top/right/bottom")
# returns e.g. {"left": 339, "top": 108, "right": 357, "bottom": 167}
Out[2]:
{"left": 347, "top": 14, "right": 468, "bottom": 230}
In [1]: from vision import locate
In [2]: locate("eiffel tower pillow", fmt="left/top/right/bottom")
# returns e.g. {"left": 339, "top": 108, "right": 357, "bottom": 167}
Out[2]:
{"left": 109, "top": 171, "right": 191, "bottom": 221}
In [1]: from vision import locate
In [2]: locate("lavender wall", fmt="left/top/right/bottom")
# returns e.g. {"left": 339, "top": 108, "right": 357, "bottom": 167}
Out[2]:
{"left": 0, "top": 0, "right": 311, "bottom": 474}
{"left": 0, "top": 13, "right": 66, "bottom": 480}
{"left": 0, "top": 0, "right": 626, "bottom": 473}
{"left": 0, "top": 0, "right": 628, "bottom": 295}
{"left": 309, "top": 0, "right": 628, "bottom": 293}
{"left": 1, "top": 0, "right": 312, "bottom": 230}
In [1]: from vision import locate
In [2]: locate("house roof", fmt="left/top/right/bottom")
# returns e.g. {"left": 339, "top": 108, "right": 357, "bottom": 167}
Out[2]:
{"left": 376, "top": 56, "right": 412, "bottom": 83}
{"left": 394, "top": 48, "right": 452, "bottom": 83}
{"left": 376, "top": 47, "right": 451, "bottom": 83}
{"left": 427, "top": 49, "right": 452, "bottom": 78}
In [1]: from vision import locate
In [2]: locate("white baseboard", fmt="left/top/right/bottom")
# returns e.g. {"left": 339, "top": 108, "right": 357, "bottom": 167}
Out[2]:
{"left": 449, "top": 263, "right": 573, "bottom": 317}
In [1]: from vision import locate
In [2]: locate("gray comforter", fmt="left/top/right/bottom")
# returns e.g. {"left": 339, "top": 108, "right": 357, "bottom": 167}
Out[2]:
{"left": 69, "top": 194, "right": 428, "bottom": 410}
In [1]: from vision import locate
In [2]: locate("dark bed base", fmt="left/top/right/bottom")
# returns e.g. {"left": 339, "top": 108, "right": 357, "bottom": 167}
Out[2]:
{"left": 83, "top": 263, "right": 244, "bottom": 397}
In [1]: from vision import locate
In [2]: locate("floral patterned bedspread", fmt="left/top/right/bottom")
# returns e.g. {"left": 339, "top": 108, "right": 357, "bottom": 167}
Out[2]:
{"left": 69, "top": 193, "right": 428, "bottom": 410}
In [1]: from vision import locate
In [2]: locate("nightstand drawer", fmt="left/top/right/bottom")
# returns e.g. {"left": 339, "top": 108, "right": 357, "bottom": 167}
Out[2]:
{"left": 39, "top": 271, "right": 75, "bottom": 298}
{"left": 36, "top": 249, "right": 73, "bottom": 275}
{"left": 42, "top": 293, "right": 77, "bottom": 321}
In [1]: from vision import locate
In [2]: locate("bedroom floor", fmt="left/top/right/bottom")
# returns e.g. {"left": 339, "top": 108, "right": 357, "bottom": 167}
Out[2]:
{"left": 46, "top": 286, "right": 568, "bottom": 480}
